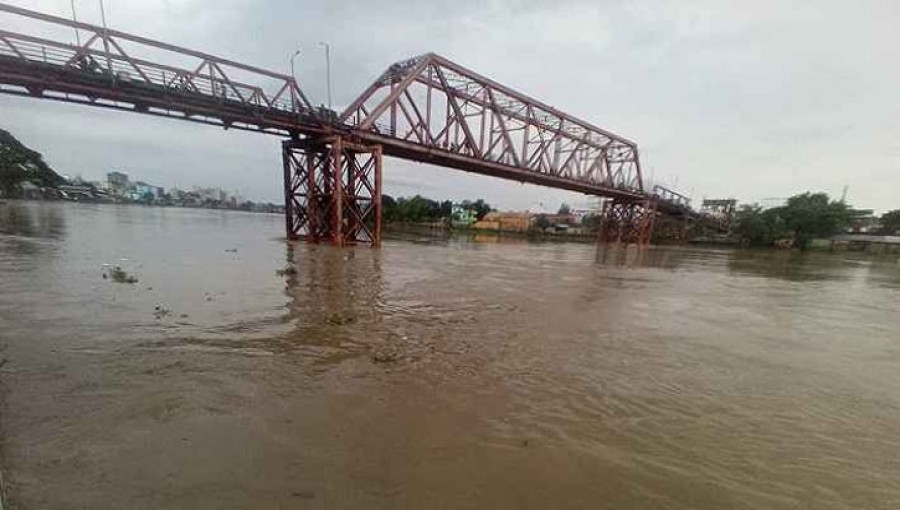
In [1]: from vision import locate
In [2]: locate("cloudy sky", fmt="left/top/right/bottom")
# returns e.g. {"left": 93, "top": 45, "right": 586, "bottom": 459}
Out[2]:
{"left": 3, "top": 0, "right": 899, "bottom": 212}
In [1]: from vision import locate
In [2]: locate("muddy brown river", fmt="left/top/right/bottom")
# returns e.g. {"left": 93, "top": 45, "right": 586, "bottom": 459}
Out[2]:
{"left": 1, "top": 200, "right": 899, "bottom": 509}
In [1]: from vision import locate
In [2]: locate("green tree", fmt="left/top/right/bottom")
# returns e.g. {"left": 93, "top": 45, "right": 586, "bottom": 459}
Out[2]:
{"left": 382, "top": 194, "right": 398, "bottom": 222}
{"left": 733, "top": 205, "right": 783, "bottom": 246}
{"left": 581, "top": 212, "right": 601, "bottom": 232}
{"left": 779, "top": 192, "right": 851, "bottom": 249}
{"left": 880, "top": 209, "right": 900, "bottom": 235}
{"left": 733, "top": 193, "right": 852, "bottom": 249}
{"left": 440, "top": 200, "right": 453, "bottom": 218}
{"left": 461, "top": 199, "right": 492, "bottom": 220}
{"left": 558, "top": 203, "right": 571, "bottom": 215}
{"left": 533, "top": 214, "right": 551, "bottom": 231}
{"left": 382, "top": 194, "right": 492, "bottom": 224}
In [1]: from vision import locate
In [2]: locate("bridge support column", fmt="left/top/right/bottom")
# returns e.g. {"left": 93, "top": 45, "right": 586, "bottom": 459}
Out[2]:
{"left": 598, "top": 198, "right": 658, "bottom": 245}
{"left": 282, "top": 136, "right": 382, "bottom": 246}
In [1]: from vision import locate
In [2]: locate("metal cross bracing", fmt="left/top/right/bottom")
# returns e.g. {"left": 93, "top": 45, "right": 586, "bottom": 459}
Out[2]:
{"left": 282, "top": 136, "right": 383, "bottom": 246}
{"left": 598, "top": 198, "right": 659, "bottom": 245}
{"left": 0, "top": 3, "right": 698, "bottom": 247}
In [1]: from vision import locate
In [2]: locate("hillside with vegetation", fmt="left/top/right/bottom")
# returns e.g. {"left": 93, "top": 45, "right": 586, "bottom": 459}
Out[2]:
{"left": 0, "top": 129, "right": 66, "bottom": 196}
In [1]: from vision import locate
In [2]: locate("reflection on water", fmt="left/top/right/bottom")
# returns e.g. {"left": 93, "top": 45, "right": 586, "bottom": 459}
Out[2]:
{"left": 274, "top": 243, "right": 388, "bottom": 365}
{"left": 1, "top": 201, "right": 900, "bottom": 509}
{"left": 594, "top": 243, "right": 700, "bottom": 269}
{"left": 727, "top": 247, "right": 900, "bottom": 288}
{"left": 0, "top": 200, "right": 67, "bottom": 239}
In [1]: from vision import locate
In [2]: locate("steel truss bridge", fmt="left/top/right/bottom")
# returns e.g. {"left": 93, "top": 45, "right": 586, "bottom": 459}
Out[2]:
{"left": 0, "top": 2, "right": 696, "bottom": 246}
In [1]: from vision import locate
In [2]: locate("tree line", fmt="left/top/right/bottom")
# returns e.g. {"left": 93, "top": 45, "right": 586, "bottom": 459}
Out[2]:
{"left": 733, "top": 192, "right": 899, "bottom": 249}
{"left": 382, "top": 195, "right": 492, "bottom": 223}
{"left": 881, "top": 209, "right": 900, "bottom": 236}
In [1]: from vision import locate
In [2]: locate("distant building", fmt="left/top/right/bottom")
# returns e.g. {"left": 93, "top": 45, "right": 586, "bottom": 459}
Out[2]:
{"left": 194, "top": 187, "right": 227, "bottom": 203}
{"left": 474, "top": 211, "right": 533, "bottom": 232}
{"left": 57, "top": 184, "right": 96, "bottom": 201}
{"left": 168, "top": 187, "right": 186, "bottom": 201}
{"left": 701, "top": 198, "right": 738, "bottom": 231}
{"left": 543, "top": 213, "right": 576, "bottom": 226}
{"left": 701, "top": 198, "right": 737, "bottom": 218}
{"left": 757, "top": 197, "right": 787, "bottom": 210}
{"left": 848, "top": 209, "right": 879, "bottom": 233}
{"left": 451, "top": 205, "right": 477, "bottom": 227}
{"left": 107, "top": 171, "right": 128, "bottom": 188}
{"left": 127, "top": 181, "right": 162, "bottom": 201}
{"left": 18, "top": 180, "right": 42, "bottom": 199}
{"left": 571, "top": 208, "right": 600, "bottom": 224}
{"left": 106, "top": 171, "right": 130, "bottom": 197}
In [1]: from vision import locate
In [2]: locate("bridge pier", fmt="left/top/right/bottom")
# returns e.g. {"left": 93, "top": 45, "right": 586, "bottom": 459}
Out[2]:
{"left": 598, "top": 198, "right": 658, "bottom": 245}
{"left": 282, "top": 136, "right": 382, "bottom": 246}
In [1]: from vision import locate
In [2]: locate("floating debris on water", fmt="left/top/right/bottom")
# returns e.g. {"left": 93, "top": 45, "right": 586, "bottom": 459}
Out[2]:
{"left": 370, "top": 345, "right": 401, "bottom": 364}
{"left": 105, "top": 266, "right": 138, "bottom": 284}
{"left": 153, "top": 305, "right": 171, "bottom": 319}
{"left": 276, "top": 266, "right": 298, "bottom": 276}
{"left": 325, "top": 313, "right": 356, "bottom": 325}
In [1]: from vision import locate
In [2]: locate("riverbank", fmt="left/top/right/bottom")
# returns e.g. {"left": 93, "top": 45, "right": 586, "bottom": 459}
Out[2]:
{"left": 0, "top": 197, "right": 283, "bottom": 216}
{"left": 386, "top": 221, "right": 601, "bottom": 243}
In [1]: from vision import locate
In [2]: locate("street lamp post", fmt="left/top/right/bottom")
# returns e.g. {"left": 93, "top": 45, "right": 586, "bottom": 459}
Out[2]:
{"left": 98, "top": 0, "right": 108, "bottom": 32}
{"left": 97, "top": 0, "right": 112, "bottom": 75}
{"left": 319, "top": 42, "right": 332, "bottom": 110}
{"left": 289, "top": 48, "right": 302, "bottom": 84}
{"left": 70, "top": 0, "right": 81, "bottom": 46}
{"left": 289, "top": 48, "right": 302, "bottom": 111}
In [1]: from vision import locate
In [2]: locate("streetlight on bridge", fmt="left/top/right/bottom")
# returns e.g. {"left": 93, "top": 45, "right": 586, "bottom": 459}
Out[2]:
{"left": 318, "top": 41, "right": 332, "bottom": 111}
{"left": 289, "top": 48, "right": 302, "bottom": 85}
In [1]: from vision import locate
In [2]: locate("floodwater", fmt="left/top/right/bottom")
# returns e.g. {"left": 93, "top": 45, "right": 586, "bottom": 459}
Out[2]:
{"left": 1, "top": 201, "right": 900, "bottom": 510}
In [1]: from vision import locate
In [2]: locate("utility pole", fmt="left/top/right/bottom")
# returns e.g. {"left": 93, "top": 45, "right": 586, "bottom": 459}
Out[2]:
{"left": 100, "top": 0, "right": 109, "bottom": 32}
{"left": 70, "top": 0, "right": 81, "bottom": 46}
{"left": 319, "top": 42, "right": 332, "bottom": 110}
{"left": 98, "top": 0, "right": 111, "bottom": 75}
{"left": 290, "top": 48, "right": 302, "bottom": 84}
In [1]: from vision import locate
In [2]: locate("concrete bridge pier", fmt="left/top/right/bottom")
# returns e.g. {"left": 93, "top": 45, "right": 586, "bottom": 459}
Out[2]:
{"left": 282, "top": 136, "right": 382, "bottom": 246}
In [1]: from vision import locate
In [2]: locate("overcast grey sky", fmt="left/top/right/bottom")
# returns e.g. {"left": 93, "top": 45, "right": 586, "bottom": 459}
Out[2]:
{"left": 3, "top": 0, "right": 899, "bottom": 212}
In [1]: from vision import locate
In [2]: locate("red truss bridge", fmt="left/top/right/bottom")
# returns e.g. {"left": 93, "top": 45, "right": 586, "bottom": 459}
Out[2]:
{"left": 0, "top": 2, "right": 696, "bottom": 246}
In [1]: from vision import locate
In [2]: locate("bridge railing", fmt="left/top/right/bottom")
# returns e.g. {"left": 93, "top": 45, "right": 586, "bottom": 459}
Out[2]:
{"left": 651, "top": 184, "right": 691, "bottom": 209}
{"left": 0, "top": 3, "right": 314, "bottom": 118}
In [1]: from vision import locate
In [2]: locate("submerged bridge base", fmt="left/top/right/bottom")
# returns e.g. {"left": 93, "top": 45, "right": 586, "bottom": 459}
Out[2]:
{"left": 598, "top": 198, "right": 658, "bottom": 246}
{"left": 282, "top": 136, "right": 383, "bottom": 246}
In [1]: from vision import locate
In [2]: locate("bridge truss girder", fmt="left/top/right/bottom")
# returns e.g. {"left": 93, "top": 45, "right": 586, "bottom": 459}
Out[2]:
{"left": 341, "top": 53, "right": 644, "bottom": 199}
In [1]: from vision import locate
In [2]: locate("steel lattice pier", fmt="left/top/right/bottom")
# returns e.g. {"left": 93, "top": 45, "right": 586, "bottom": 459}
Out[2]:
{"left": 598, "top": 199, "right": 658, "bottom": 245}
{"left": 282, "top": 136, "right": 382, "bottom": 246}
